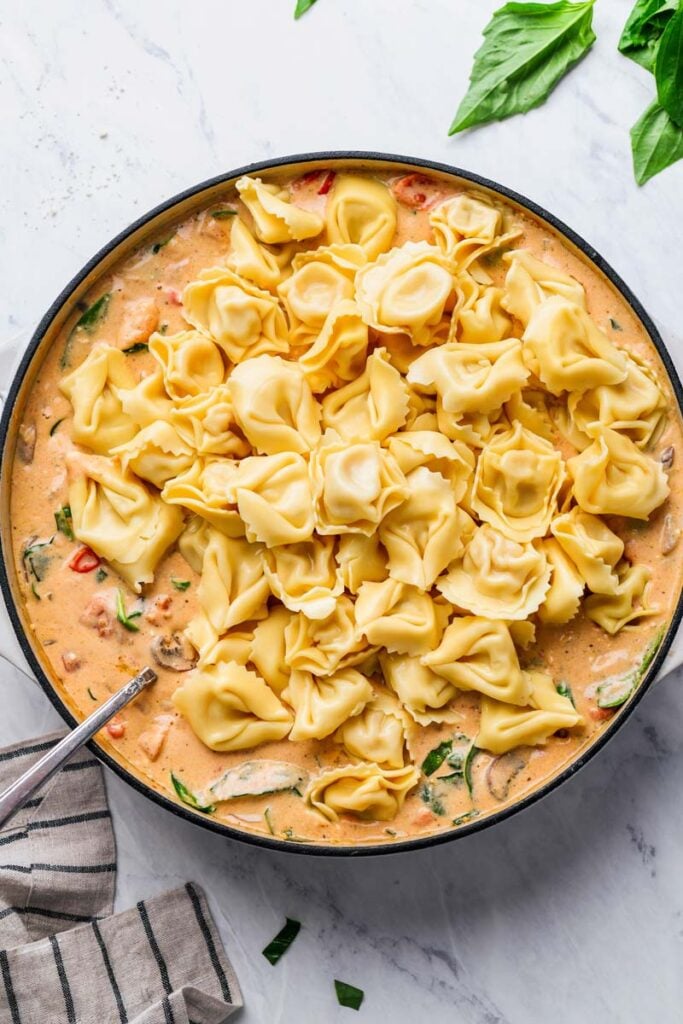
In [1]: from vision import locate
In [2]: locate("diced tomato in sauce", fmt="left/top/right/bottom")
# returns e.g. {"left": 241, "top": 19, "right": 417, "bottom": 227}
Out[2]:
{"left": 106, "top": 717, "right": 126, "bottom": 739}
{"left": 317, "top": 171, "right": 336, "bottom": 195}
{"left": 391, "top": 173, "right": 442, "bottom": 210}
{"left": 68, "top": 547, "right": 101, "bottom": 573}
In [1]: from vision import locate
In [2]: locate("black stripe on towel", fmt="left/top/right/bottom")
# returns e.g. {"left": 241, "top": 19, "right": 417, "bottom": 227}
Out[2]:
{"left": 92, "top": 920, "right": 128, "bottom": 1024}
{"left": 27, "top": 809, "right": 110, "bottom": 832}
{"left": 0, "top": 862, "right": 115, "bottom": 875}
{"left": 0, "top": 832, "right": 27, "bottom": 849}
{"left": 0, "top": 906, "right": 98, "bottom": 924}
{"left": 0, "top": 950, "right": 21, "bottom": 1024}
{"left": 62, "top": 760, "right": 99, "bottom": 773}
{"left": 185, "top": 882, "right": 232, "bottom": 1002}
{"left": 162, "top": 996, "right": 175, "bottom": 1024}
{"left": 50, "top": 935, "right": 76, "bottom": 1024}
{"left": 0, "top": 739, "right": 58, "bottom": 763}
{"left": 138, "top": 901, "right": 172, "bottom": 994}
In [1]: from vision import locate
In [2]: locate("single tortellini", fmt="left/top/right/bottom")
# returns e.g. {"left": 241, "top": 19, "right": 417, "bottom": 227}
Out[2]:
{"left": 311, "top": 435, "right": 408, "bottom": 536}
{"left": 335, "top": 690, "right": 411, "bottom": 768}
{"left": 178, "top": 515, "right": 212, "bottom": 573}
{"left": 567, "top": 355, "right": 667, "bottom": 450}
{"left": 284, "top": 595, "right": 368, "bottom": 676}
{"left": 148, "top": 329, "right": 225, "bottom": 400}
{"left": 235, "top": 174, "right": 324, "bottom": 243}
{"left": 283, "top": 667, "right": 373, "bottom": 741}
{"left": 67, "top": 452, "right": 183, "bottom": 592}
{"left": 335, "top": 533, "right": 388, "bottom": 593}
{"left": 437, "top": 524, "right": 551, "bottom": 620}
{"left": 550, "top": 507, "right": 623, "bottom": 595}
{"left": 60, "top": 344, "right": 137, "bottom": 454}
{"left": 584, "top": 563, "right": 656, "bottom": 634}
{"left": 321, "top": 348, "right": 409, "bottom": 442}
{"left": 568, "top": 427, "right": 669, "bottom": 520}
{"left": 421, "top": 616, "right": 531, "bottom": 706}
{"left": 298, "top": 300, "right": 369, "bottom": 394}
{"left": 173, "top": 661, "right": 292, "bottom": 752}
{"left": 204, "top": 452, "right": 315, "bottom": 547}
{"left": 502, "top": 249, "right": 586, "bottom": 326}
{"left": 430, "top": 194, "right": 503, "bottom": 266}
{"left": 112, "top": 422, "right": 194, "bottom": 488}
{"left": 503, "top": 389, "right": 556, "bottom": 443}
{"left": 170, "top": 385, "right": 251, "bottom": 458}
{"left": 250, "top": 605, "right": 294, "bottom": 695}
{"left": 471, "top": 423, "right": 566, "bottom": 542}
{"left": 537, "top": 537, "right": 585, "bottom": 625}
{"left": 199, "top": 628, "right": 254, "bottom": 669}
{"left": 197, "top": 529, "right": 269, "bottom": 634}
{"left": 522, "top": 297, "right": 628, "bottom": 396}
{"left": 116, "top": 369, "right": 173, "bottom": 428}
{"left": 457, "top": 287, "right": 513, "bottom": 344}
{"left": 305, "top": 762, "right": 420, "bottom": 822}
{"left": 355, "top": 579, "right": 450, "bottom": 656}
{"left": 378, "top": 466, "right": 466, "bottom": 590}
{"left": 386, "top": 431, "right": 474, "bottom": 505}
{"left": 325, "top": 174, "right": 397, "bottom": 260}
{"left": 355, "top": 241, "right": 456, "bottom": 346}
{"left": 264, "top": 536, "right": 343, "bottom": 620}
{"left": 227, "top": 355, "right": 321, "bottom": 455}
{"left": 182, "top": 267, "right": 289, "bottom": 364}
{"left": 226, "top": 216, "right": 295, "bottom": 292}
{"left": 407, "top": 338, "right": 529, "bottom": 415}
{"left": 379, "top": 651, "right": 462, "bottom": 725}
{"left": 162, "top": 459, "right": 245, "bottom": 537}
{"left": 477, "top": 670, "right": 583, "bottom": 755}
{"left": 278, "top": 243, "right": 366, "bottom": 343}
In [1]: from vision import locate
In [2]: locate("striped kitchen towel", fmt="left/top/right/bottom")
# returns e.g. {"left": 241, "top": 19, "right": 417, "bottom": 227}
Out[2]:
{"left": 0, "top": 732, "right": 242, "bottom": 1024}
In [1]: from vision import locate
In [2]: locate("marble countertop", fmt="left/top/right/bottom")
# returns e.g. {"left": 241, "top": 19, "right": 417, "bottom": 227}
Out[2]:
{"left": 2, "top": 1, "right": 683, "bottom": 1020}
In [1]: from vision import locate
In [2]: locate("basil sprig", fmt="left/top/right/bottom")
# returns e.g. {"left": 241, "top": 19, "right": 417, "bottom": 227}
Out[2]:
{"left": 618, "top": 0, "right": 679, "bottom": 71}
{"left": 294, "top": 0, "right": 318, "bottom": 18}
{"left": 335, "top": 980, "right": 364, "bottom": 1011}
{"left": 449, "top": 1, "right": 596, "bottom": 135}
{"left": 655, "top": 5, "right": 683, "bottom": 125}
{"left": 262, "top": 918, "right": 301, "bottom": 965}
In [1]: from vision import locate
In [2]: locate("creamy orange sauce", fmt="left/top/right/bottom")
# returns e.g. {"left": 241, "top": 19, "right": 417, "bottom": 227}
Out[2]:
{"left": 8, "top": 165, "right": 683, "bottom": 848}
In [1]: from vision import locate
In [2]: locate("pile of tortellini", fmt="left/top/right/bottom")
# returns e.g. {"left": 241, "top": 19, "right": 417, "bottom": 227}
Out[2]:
{"left": 61, "top": 172, "right": 670, "bottom": 824}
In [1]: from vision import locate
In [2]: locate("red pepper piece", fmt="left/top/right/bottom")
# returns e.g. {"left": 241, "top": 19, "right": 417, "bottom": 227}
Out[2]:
{"left": 317, "top": 171, "right": 336, "bottom": 195}
{"left": 68, "top": 546, "right": 101, "bottom": 573}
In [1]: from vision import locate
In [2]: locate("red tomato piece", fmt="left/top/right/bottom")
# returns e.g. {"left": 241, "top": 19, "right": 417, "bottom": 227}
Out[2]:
{"left": 317, "top": 171, "right": 336, "bottom": 195}
{"left": 68, "top": 546, "right": 101, "bottom": 573}
{"left": 391, "top": 173, "right": 438, "bottom": 209}
{"left": 106, "top": 717, "right": 126, "bottom": 739}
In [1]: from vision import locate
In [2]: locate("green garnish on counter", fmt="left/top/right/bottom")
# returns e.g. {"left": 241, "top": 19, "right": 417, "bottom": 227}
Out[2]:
{"left": 54, "top": 505, "right": 74, "bottom": 540}
{"left": 262, "top": 918, "right": 301, "bottom": 965}
{"left": 294, "top": 0, "right": 319, "bottom": 18}
{"left": 618, "top": 0, "right": 679, "bottom": 71}
{"left": 115, "top": 589, "right": 142, "bottom": 632}
{"left": 335, "top": 980, "right": 364, "bottom": 1011}
{"left": 170, "top": 772, "right": 216, "bottom": 814}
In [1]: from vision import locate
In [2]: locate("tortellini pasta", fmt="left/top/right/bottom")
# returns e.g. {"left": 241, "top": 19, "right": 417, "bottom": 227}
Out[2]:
{"left": 173, "top": 661, "right": 292, "bottom": 752}
{"left": 567, "top": 355, "right": 667, "bottom": 450}
{"left": 250, "top": 605, "right": 293, "bottom": 695}
{"left": 477, "top": 671, "right": 583, "bottom": 755}
{"left": 437, "top": 524, "right": 550, "bottom": 620}
{"left": 264, "top": 536, "right": 343, "bottom": 620}
{"left": 306, "top": 762, "right": 420, "bottom": 822}
{"left": 471, "top": 424, "right": 566, "bottom": 542}
{"left": 284, "top": 667, "right": 373, "bottom": 741}
{"left": 197, "top": 529, "right": 269, "bottom": 634}
{"left": 278, "top": 244, "right": 366, "bottom": 343}
{"left": 67, "top": 452, "right": 183, "bottom": 592}
{"left": 355, "top": 579, "right": 450, "bottom": 656}
{"left": 235, "top": 174, "right": 324, "bottom": 243}
{"left": 226, "top": 216, "right": 294, "bottom": 292}
{"left": 60, "top": 344, "right": 137, "bottom": 454}
{"left": 148, "top": 329, "right": 225, "bottom": 399}
{"left": 584, "top": 563, "right": 656, "bottom": 634}
{"left": 430, "top": 194, "right": 504, "bottom": 266}
{"left": 170, "top": 385, "right": 251, "bottom": 458}
{"left": 568, "top": 428, "right": 669, "bottom": 520}
{"left": 551, "top": 507, "right": 623, "bottom": 595}
{"left": 298, "top": 300, "right": 369, "bottom": 393}
{"left": 227, "top": 355, "right": 321, "bottom": 455}
{"left": 325, "top": 174, "right": 397, "bottom": 259}
{"left": 321, "top": 348, "right": 409, "bottom": 443}
{"left": 379, "top": 651, "right": 462, "bottom": 725}
{"left": 502, "top": 250, "right": 586, "bottom": 326}
{"left": 335, "top": 690, "right": 411, "bottom": 768}
{"left": 284, "top": 596, "right": 368, "bottom": 676}
{"left": 386, "top": 431, "right": 474, "bottom": 505}
{"left": 537, "top": 537, "right": 584, "bottom": 624}
{"left": 407, "top": 338, "right": 529, "bottom": 415}
{"left": 457, "top": 287, "right": 513, "bottom": 344}
{"left": 162, "top": 459, "right": 245, "bottom": 537}
{"left": 335, "top": 533, "right": 388, "bottom": 593}
{"left": 112, "top": 422, "right": 194, "bottom": 488}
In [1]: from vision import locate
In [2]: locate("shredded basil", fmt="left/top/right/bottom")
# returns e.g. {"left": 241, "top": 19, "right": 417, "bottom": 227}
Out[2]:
{"left": 556, "top": 680, "right": 575, "bottom": 706}
{"left": 60, "top": 293, "right": 111, "bottom": 368}
{"left": 262, "top": 918, "right": 301, "bottom": 965}
{"left": 294, "top": 0, "right": 319, "bottom": 18}
{"left": 31, "top": 582, "right": 41, "bottom": 600}
{"left": 54, "top": 505, "right": 74, "bottom": 540}
{"left": 23, "top": 537, "right": 53, "bottom": 582}
{"left": 171, "top": 578, "right": 191, "bottom": 591}
{"left": 95, "top": 567, "right": 108, "bottom": 583}
{"left": 421, "top": 739, "right": 453, "bottom": 776}
{"left": 115, "top": 589, "right": 142, "bottom": 632}
{"left": 464, "top": 743, "right": 478, "bottom": 799}
{"left": 170, "top": 772, "right": 215, "bottom": 814}
{"left": 596, "top": 626, "right": 665, "bottom": 708}
{"left": 453, "top": 809, "right": 480, "bottom": 827}
{"left": 210, "top": 209, "right": 237, "bottom": 219}
{"left": 152, "top": 235, "right": 175, "bottom": 254}
{"left": 334, "top": 980, "right": 364, "bottom": 1011}
{"left": 87, "top": 687, "right": 97, "bottom": 701}
{"left": 264, "top": 807, "right": 275, "bottom": 835}
{"left": 449, "top": 1, "right": 596, "bottom": 135}
{"left": 122, "top": 342, "right": 149, "bottom": 354}
{"left": 419, "top": 782, "right": 446, "bottom": 816}
{"left": 281, "top": 826, "right": 309, "bottom": 843}
{"left": 49, "top": 417, "right": 65, "bottom": 436}
{"left": 609, "top": 317, "right": 623, "bottom": 331}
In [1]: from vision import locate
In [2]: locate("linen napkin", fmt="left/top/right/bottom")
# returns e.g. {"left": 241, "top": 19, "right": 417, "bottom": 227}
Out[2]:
{"left": 0, "top": 731, "right": 242, "bottom": 1024}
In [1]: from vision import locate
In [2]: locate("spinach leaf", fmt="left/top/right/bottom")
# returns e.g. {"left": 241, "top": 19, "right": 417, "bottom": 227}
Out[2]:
{"left": 23, "top": 537, "right": 53, "bottom": 582}
{"left": 335, "top": 980, "right": 364, "bottom": 1011}
{"left": 152, "top": 234, "right": 175, "bottom": 254}
{"left": 294, "top": 0, "right": 318, "bottom": 18}
{"left": 609, "top": 317, "right": 623, "bottom": 331}
{"left": 95, "top": 567, "right": 108, "bottom": 583}
{"left": 262, "top": 918, "right": 301, "bottom": 965}
{"left": 631, "top": 99, "right": 683, "bottom": 184}
{"left": 449, "top": 1, "right": 596, "bottom": 135}
{"left": 115, "top": 589, "right": 142, "bottom": 632}
{"left": 170, "top": 772, "right": 216, "bottom": 814}
{"left": 54, "top": 505, "right": 74, "bottom": 540}
{"left": 419, "top": 782, "right": 446, "bottom": 816}
{"left": 655, "top": 5, "right": 683, "bottom": 126}
{"left": 618, "top": 0, "right": 678, "bottom": 72}
{"left": 210, "top": 209, "right": 237, "bottom": 220}
{"left": 421, "top": 739, "right": 453, "bottom": 776}
{"left": 556, "top": 680, "right": 575, "bottom": 706}
{"left": 75, "top": 293, "right": 111, "bottom": 333}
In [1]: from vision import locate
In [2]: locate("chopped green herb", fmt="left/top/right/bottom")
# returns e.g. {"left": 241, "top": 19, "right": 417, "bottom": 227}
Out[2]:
{"left": 159, "top": 323, "right": 168, "bottom": 334}
{"left": 210, "top": 208, "right": 237, "bottom": 220}
{"left": 171, "top": 578, "right": 191, "bottom": 591}
{"left": 618, "top": 0, "right": 678, "bottom": 72}
{"left": 31, "top": 582, "right": 41, "bottom": 600}
{"left": 170, "top": 772, "right": 216, "bottom": 814}
{"left": 49, "top": 417, "right": 65, "bottom": 436}
{"left": 60, "top": 293, "right": 112, "bottom": 368}
{"left": 335, "top": 980, "right": 364, "bottom": 1011}
{"left": 556, "top": 681, "right": 575, "bottom": 706}
{"left": 87, "top": 687, "right": 97, "bottom": 701}
{"left": 596, "top": 627, "right": 665, "bottom": 708}
{"left": 453, "top": 809, "right": 480, "bottom": 827}
{"left": 152, "top": 234, "right": 175, "bottom": 254}
{"left": 449, "top": 1, "right": 596, "bottom": 135}
{"left": 95, "top": 567, "right": 108, "bottom": 583}
{"left": 281, "top": 826, "right": 309, "bottom": 843}
{"left": 23, "top": 537, "right": 53, "bottom": 582}
{"left": 115, "top": 589, "right": 142, "bottom": 632}
{"left": 421, "top": 739, "right": 453, "bottom": 776}
{"left": 464, "top": 742, "right": 478, "bottom": 798}
{"left": 264, "top": 807, "right": 275, "bottom": 835}
{"left": 420, "top": 782, "right": 446, "bottom": 817}
{"left": 384, "top": 828, "right": 397, "bottom": 837}
{"left": 54, "top": 505, "right": 74, "bottom": 540}
{"left": 609, "top": 317, "right": 623, "bottom": 332}
{"left": 631, "top": 99, "right": 683, "bottom": 185}
{"left": 262, "top": 918, "right": 301, "bottom": 965}
{"left": 294, "top": 0, "right": 319, "bottom": 18}
{"left": 122, "top": 342, "right": 149, "bottom": 354}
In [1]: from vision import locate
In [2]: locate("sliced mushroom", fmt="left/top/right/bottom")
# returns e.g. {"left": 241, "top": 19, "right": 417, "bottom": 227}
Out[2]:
{"left": 660, "top": 445, "right": 675, "bottom": 472}
{"left": 150, "top": 632, "right": 197, "bottom": 671}
{"left": 17, "top": 422, "right": 36, "bottom": 464}
{"left": 661, "top": 513, "right": 681, "bottom": 555}
{"left": 486, "top": 749, "right": 528, "bottom": 801}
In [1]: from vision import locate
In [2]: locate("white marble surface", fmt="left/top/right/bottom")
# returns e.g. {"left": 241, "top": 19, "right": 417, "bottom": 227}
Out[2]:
{"left": 2, "top": 1, "right": 683, "bottom": 1020}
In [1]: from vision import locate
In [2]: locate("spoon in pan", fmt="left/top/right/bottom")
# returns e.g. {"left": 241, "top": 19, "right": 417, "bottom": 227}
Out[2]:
{"left": 0, "top": 666, "right": 157, "bottom": 829}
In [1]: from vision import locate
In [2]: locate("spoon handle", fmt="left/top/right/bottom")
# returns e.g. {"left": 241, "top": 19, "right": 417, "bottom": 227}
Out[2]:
{"left": 0, "top": 666, "right": 156, "bottom": 829}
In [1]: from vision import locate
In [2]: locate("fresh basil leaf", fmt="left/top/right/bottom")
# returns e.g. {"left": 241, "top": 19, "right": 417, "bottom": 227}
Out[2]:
{"left": 655, "top": 6, "right": 683, "bottom": 126}
{"left": 54, "top": 505, "right": 74, "bottom": 540}
{"left": 122, "top": 342, "right": 149, "bottom": 355}
{"left": 449, "top": 0, "right": 596, "bottom": 135}
{"left": 464, "top": 742, "right": 478, "bottom": 798}
{"left": 262, "top": 918, "right": 301, "bottom": 965}
{"left": 294, "top": 0, "right": 318, "bottom": 18}
{"left": 556, "top": 680, "right": 575, "bottom": 706}
{"left": 115, "top": 589, "right": 141, "bottom": 632}
{"left": 171, "top": 578, "right": 191, "bottom": 591}
{"left": 335, "top": 980, "right": 364, "bottom": 1011}
{"left": 631, "top": 99, "right": 683, "bottom": 184}
{"left": 618, "top": 0, "right": 678, "bottom": 72}
{"left": 421, "top": 739, "right": 453, "bottom": 776}
{"left": 170, "top": 772, "right": 216, "bottom": 814}
{"left": 31, "top": 582, "right": 41, "bottom": 600}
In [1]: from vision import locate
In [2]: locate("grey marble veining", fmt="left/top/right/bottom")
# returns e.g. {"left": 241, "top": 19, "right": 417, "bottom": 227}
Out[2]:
{"left": 2, "top": 1, "right": 683, "bottom": 1020}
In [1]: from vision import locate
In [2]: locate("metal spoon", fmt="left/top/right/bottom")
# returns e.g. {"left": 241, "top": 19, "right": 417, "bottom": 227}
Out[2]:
{"left": 0, "top": 666, "right": 157, "bottom": 829}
